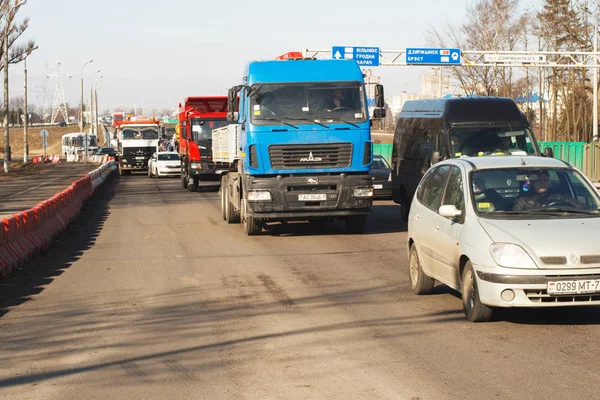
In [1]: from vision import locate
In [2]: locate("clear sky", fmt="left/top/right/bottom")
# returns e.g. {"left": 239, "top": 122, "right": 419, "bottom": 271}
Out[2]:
{"left": 12, "top": 0, "right": 473, "bottom": 115}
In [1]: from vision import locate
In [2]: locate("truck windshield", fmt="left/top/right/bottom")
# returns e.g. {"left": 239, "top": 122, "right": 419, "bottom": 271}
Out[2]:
{"left": 190, "top": 119, "right": 230, "bottom": 143}
{"left": 121, "top": 128, "right": 159, "bottom": 140}
{"left": 449, "top": 126, "right": 539, "bottom": 158}
{"left": 250, "top": 82, "right": 366, "bottom": 125}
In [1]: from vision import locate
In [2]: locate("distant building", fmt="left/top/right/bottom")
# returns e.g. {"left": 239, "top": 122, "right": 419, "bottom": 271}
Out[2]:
{"left": 420, "top": 68, "right": 452, "bottom": 98}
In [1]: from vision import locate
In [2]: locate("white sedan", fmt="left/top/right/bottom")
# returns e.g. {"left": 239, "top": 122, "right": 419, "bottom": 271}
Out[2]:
{"left": 148, "top": 151, "right": 181, "bottom": 178}
{"left": 407, "top": 156, "right": 600, "bottom": 322}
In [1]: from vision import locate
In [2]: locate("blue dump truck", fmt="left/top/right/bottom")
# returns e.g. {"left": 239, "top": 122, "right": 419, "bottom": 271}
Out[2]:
{"left": 214, "top": 59, "right": 385, "bottom": 235}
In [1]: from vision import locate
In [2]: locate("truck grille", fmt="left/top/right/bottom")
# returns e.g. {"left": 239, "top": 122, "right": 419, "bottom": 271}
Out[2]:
{"left": 269, "top": 143, "right": 353, "bottom": 170}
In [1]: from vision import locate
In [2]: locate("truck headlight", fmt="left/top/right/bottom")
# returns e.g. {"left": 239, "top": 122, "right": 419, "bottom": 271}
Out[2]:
{"left": 247, "top": 191, "right": 272, "bottom": 202}
{"left": 190, "top": 162, "right": 202, "bottom": 170}
{"left": 353, "top": 188, "right": 373, "bottom": 198}
{"left": 489, "top": 243, "right": 537, "bottom": 269}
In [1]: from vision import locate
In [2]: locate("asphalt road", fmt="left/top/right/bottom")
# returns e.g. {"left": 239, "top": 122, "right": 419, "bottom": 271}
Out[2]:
{"left": 1, "top": 173, "right": 600, "bottom": 399}
{"left": 0, "top": 163, "right": 106, "bottom": 219}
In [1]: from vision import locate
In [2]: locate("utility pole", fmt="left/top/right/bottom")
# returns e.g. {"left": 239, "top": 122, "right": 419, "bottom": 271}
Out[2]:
{"left": 23, "top": 58, "right": 28, "bottom": 162}
{"left": 3, "top": 13, "right": 10, "bottom": 172}
{"left": 594, "top": 14, "right": 598, "bottom": 142}
{"left": 438, "top": 67, "right": 443, "bottom": 98}
{"left": 95, "top": 88, "right": 99, "bottom": 143}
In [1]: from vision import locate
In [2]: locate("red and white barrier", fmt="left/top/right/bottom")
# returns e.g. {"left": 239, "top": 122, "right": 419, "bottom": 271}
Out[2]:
{"left": 0, "top": 161, "right": 117, "bottom": 279}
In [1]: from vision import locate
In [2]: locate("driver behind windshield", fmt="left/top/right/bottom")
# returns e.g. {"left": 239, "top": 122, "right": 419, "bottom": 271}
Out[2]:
{"left": 324, "top": 89, "right": 354, "bottom": 112}
{"left": 512, "top": 170, "right": 583, "bottom": 211}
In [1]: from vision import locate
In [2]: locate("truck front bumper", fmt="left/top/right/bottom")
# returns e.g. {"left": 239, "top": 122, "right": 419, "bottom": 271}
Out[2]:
{"left": 244, "top": 174, "right": 372, "bottom": 219}
{"left": 189, "top": 161, "right": 229, "bottom": 179}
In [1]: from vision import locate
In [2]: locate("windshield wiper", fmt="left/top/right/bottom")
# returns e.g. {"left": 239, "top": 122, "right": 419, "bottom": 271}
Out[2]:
{"left": 324, "top": 117, "right": 359, "bottom": 128}
{"left": 283, "top": 117, "right": 330, "bottom": 129}
{"left": 259, "top": 118, "right": 298, "bottom": 129}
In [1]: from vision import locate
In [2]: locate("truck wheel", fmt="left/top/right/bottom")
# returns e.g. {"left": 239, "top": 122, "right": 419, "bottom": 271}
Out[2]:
{"left": 462, "top": 262, "right": 493, "bottom": 322}
{"left": 408, "top": 244, "right": 434, "bottom": 295}
{"left": 220, "top": 187, "right": 227, "bottom": 220}
{"left": 225, "top": 186, "right": 240, "bottom": 224}
{"left": 344, "top": 214, "right": 367, "bottom": 234}
{"left": 181, "top": 167, "right": 188, "bottom": 189}
{"left": 187, "top": 178, "right": 198, "bottom": 192}
{"left": 241, "top": 199, "right": 262, "bottom": 235}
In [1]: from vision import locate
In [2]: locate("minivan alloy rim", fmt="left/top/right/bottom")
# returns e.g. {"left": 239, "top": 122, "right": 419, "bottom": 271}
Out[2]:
{"left": 409, "top": 251, "right": 419, "bottom": 286}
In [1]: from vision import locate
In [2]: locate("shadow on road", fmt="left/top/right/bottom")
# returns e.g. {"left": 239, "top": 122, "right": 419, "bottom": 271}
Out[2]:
{"left": 261, "top": 203, "right": 407, "bottom": 237}
{"left": 0, "top": 175, "right": 117, "bottom": 318}
{"left": 418, "top": 283, "right": 600, "bottom": 325}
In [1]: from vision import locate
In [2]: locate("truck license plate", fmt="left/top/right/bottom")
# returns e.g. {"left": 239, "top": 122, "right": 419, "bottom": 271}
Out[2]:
{"left": 548, "top": 279, "right": 600, "bottom": 295}
{"left": 299, "top": 194, "right": 326, "bottom": 201}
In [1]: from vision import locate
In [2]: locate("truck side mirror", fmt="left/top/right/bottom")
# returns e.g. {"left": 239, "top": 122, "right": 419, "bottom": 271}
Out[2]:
{"left": 373, "top": 108, "right": 386, "bottom": 119}
{"left": 227, "top": 111, "right": 239, "bottom": 122}
{"left": 544, "top": 147, "right": 554, "bottom": 158}
{"left": 374, "top": 84, "right": 385, "bottom": 108}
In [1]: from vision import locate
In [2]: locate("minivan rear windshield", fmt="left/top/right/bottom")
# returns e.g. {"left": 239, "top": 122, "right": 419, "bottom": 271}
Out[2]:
{"left": 450, "top": 126, "right": 538, "bottom": 158}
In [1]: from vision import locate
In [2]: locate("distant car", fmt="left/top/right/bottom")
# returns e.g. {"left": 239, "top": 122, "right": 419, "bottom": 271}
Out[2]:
{"left": 369, "top": 155, "right": 393, "bottom": 198}
{"left": 57, "top": 121, "right": 67, "bottom": 127}
{"left": 148, "top": 151, "right": 181, "bottom": 178}
{"left": 407, "top": 156, "right": 600, "bottom": 322}
{"left": 94, "top": 147, "right": 117, "bottom": 157}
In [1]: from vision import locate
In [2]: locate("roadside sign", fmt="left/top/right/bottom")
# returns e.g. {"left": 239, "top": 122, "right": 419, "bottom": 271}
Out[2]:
{"left": 484, "top": 54, "right": 547, "bottom": 63}
{"left": 40, "top": 129, "right": 49, "bottom": 139}
{"left": 332, "top": 46, "right": 380, "bottom": 66}
{"left": 406, "top": 48, "right": 461, "bottom": 65}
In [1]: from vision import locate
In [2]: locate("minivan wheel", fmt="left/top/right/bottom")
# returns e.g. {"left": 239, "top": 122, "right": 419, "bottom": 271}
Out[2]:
{"left": 400, "top": 190, "right": 410, "bottom": 222}
{"left": 408, "top": 245, "right": 434, "bottom": 295}
{"left": 462, "top": 262, "right": 493, "bottom": 322}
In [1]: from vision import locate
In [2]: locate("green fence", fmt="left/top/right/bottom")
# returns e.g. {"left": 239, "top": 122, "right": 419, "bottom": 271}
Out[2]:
{"left": 373, "top": 143, "right": 392, "bottom": 165}
{"left": 372, "top": 142, "right": 600, "bottom": 182}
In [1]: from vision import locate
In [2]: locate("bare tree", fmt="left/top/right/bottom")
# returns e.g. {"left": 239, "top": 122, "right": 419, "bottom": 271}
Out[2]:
{"left": 428, "top": 0, "right": 527, "bottom": 97}
{"left": 0, "top": 1, "right": 36, "bottom": 70}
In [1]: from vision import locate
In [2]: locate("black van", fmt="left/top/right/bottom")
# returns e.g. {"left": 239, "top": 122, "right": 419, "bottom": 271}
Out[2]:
{"left": 391, "top": 97, "right": 549, "bottom": 220}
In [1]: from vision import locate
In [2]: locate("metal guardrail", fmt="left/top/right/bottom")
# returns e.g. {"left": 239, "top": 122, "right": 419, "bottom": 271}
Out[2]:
{"left": 373, "top": 142, "right": 600, "bottom": 183}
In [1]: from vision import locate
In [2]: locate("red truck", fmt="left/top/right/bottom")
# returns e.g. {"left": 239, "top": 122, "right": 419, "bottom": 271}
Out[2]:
{"left": 178, "top": 96, "right": 232, "bottom": 192}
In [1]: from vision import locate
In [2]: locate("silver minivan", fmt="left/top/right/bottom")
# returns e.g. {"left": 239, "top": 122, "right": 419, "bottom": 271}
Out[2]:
{"left": 407, "top": 156, "right": 600, "bottom": 322}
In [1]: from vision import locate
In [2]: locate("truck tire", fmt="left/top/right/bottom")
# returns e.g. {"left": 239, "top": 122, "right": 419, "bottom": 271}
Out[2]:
{"left": 187, "top": 178, "right": 198, "bottom": 192}
{"left": 344, "top": 214, "right": 367, "bottom": 234}
{"left": 225, "top": 186, "right": 240, "bottom": 224}
{"left": 181, "top": 165, "right": 188, "bottom": 189}
{"left": 241, "top": 199, "right": 262, "bottom": 235}
{"left": 221, "top": 188, "right": 227, "bottom": 220}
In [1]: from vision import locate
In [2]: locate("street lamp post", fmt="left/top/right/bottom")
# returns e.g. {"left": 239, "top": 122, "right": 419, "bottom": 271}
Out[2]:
{"left": 2, "top": 0, "right": 27, "bottom": 173}
{"left": 93, "top": 75, "right": 102, "bottom": 143}
{"left": 90, "top": 69, "right": 100, "bottom": 138}
{"left": 80, "top": 60, "right": 92, "bottom": 161}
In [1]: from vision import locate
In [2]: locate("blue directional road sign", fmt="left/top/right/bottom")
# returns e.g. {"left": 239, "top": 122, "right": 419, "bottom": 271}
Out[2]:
{"left": 332, "top": 46, "right": 380, "bottom": 67}
{"left": 406, "top": 48, "right": 461, "bottom": 65}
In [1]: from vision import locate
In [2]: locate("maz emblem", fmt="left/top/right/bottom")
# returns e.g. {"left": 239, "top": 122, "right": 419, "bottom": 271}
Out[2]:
{"left": 307, "top": 178, "right": 319, "bottom": 184}
{"left": 300, "top": 151, "right": 323, "bottom": 162}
